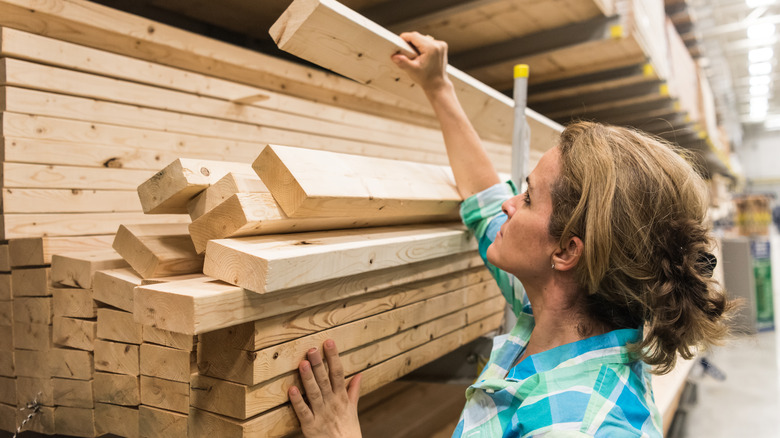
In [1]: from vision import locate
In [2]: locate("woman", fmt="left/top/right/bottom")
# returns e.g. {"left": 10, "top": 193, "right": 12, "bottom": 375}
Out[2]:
{"left": 287, "top": 33, "right": 734, "bottom": 437}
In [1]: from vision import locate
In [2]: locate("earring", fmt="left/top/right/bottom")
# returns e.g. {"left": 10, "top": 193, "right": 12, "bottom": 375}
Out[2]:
{"left": 551, "top": 263, "right": 555, "bottom": 270}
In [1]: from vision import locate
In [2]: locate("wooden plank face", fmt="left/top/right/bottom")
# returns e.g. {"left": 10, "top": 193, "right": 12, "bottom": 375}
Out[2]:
{"left": 112, "top": 223, "right": 203, "bottom": 279}
{"left": 94, "top": 340, "right": 139, "bottom": 376}
{"left": 95, "top": 402, "right": 140, "bottom": 438}
{"left": 93, "top": 371, "right": 140, "bottom": 406}
{"left": 50, "top": 250, "right": 129, "bottom": 289}
{"left": 92, "top": 268, "right": 142, "bottom": 312}
{"left": 203, "top": 224, "right": 475, "bottom": 294}
{"left": 253, "top": 144, "right": 461, "bottom": 219}
{"left": 50, "top": 348, "right": 94, "bottom": 381}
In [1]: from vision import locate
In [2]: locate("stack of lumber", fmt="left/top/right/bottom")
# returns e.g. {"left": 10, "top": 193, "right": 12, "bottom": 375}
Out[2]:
{"left": 1, "top": 144, "right": 507, "bottom": 437}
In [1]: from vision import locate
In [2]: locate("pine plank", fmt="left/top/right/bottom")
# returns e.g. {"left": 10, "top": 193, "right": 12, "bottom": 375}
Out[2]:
{"left": 12, "top": 297, "right": 51, "bottom": 325}
{"left": 254, "top": 144, "right": 460, "bottom": 219}
{"left": 97, "top": 308, "right": 142, "bottom": 344}
{"left": 188, "top": 192, "right": 459, "bottom": 254}
{"left": 2, "top": 188, "right": 141, "bottom": 213}
{"left": 54, "top": 406, "right": 97, "bottom": 437}
{"left": 51, "top": 249, "right": 128, "bottom": 289}
{"left": 0, "top": 403, "right": 14, "bottom": 433}
{"left": 203, "top": 224, "right": 475, "bottom": 294}
{"left": 8, "top": 235, "right": 114, "bottom": 267}
{"left": 50, "top": 348, "right": 94, "bottom": 380}
{"left": 15, "top": 376, "right": 54, "bottom": 406}
{"left": 0, "top": 301, "right": 10, "bottom": 326}
{"left": 94, "top": 340, "right": 139, "bottom": 376}
{"left": 0, "top": 275, "right": 10, "bottom": 301}
{"left": 11, "top": 267, "right": 50, "bottom": 297}
{"left": 52, "top": 287, "right": 96, "bottom": 318}
{"left": 187, "top": 172, "right": 268, "bottom": 220}
{"left": 92, "top": 268, "right": 142, "bottom": 312}
{"left": 52, "top": 316, "right": 97, "bottom": 351}
{"left": 188, "top": 312, "right": 503, "bottom": 436}
{"left": 137, "top": 158, "right": 254, "bottom": 214}
{"left": 140, "top": 375, "right": 190, "bottom": 414}
{"left": 0, "top": 376, "right": 16, "bottom": 405}
{"left": 52, "top": 377, "right": 93, "bottom": 408}
{"left": 112, "top": 223, "right": 203, "bottom": 278}
{"left": 139, "top": 343, "right": 193, "bottom": 383}
{"left": 3, "top": 212, "right": 190, "bottom": 239}
{"left": 0, "top": 244, "right": 9, "bottom": 272}
{"left": 2, "top": 161, "right": 155, "bottom": 190}
{"left": 13, "top": 350, "right": 49, "bottom": 378}
{"left": 12, "top": 321, "right": 52, "bottom": 350}
{"left": 0, "top": 325, "right": 11, "bottom": 351}
{"left": 142, "top": 326, "right": 196, "bottom": 351}
{"left": 135, "top": 252, "right": 483, "bottom": 334}
{"left": 139, "top": 405, "right": 188, "bottom": 438}
{"left": 93, "top": 371, "right": 140, "bottom": 406}
{"left": 95, "top": 402, "right": 139, "bottom": 438}
{"left": 0, "top": 351, "right": 14, "bottom": 378}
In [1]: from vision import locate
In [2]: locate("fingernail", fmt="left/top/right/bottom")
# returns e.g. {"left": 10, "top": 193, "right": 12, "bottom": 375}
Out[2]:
{"left": 301, "top": 361, "right": 310, "bottom": 371}
{"left": 308, "top": 347, "right": 317, "bottom": 354}
{"left": 325, "top": 339, "right": 335, "bottom": 349}
{"left": 290, "top": 386, "right": 299, "bottom": 395}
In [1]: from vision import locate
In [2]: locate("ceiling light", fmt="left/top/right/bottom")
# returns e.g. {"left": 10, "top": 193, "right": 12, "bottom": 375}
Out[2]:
{"left": 747, "top": 0, "right": 776, "bottom": 8}
{"left": 751, "top": 85, "right": 771, "bottom": 95}
{"left": 751, "top": 75, "right": 772, "bottom": 86}
{"left": 749, "top": 47, "right": 774, "bottom": 63}
{"left": 751, "top": 105, "right": 768, "bottom": 119}
{"left": 748, "top": 23, "right": 776, "bottom": 40}
{"left": 750, "top": 62, "right": 773, "bottom": 75}
{"left": 765, "top": 116, "right": 780, "bottom": 129}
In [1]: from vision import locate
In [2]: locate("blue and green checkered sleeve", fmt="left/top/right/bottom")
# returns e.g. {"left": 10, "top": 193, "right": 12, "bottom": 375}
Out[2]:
{"left": 460, "top": 180, "right": 528, "bottom": 316}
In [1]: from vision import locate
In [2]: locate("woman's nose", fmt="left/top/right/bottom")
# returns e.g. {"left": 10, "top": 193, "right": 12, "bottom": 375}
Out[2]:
{"left": 501, "top": 198, "right": 515, "bottom": 218}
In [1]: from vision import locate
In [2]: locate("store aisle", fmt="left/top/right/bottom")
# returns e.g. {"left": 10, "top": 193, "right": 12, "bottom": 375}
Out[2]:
{"left": 682, "top": 330, "right": 779, "bottom": 437}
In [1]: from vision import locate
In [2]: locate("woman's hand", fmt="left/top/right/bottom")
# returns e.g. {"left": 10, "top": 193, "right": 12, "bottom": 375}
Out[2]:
{"left": 289, "top": 339, "right": 363, "bottom": 438}
{"left": 392, "top": 32, "right": 452, "bottom": 94}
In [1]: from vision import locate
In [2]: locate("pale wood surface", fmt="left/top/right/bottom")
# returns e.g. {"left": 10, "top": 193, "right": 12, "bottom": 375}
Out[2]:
{"left": 50, "top": 249, "right": 128, "bottom": 289}
{"left": 92, "top": 268, "right": 143, "bottom": 312}
{"left": 53, "top": 377, "right": 94, "bottom": 409}
{"left": 93, "top": 371, "right": 140, "bottom": 406}
{"left": 94, "top": 339, "right": 139, "bottom": 376}
{"left": 135, "top": 252, "right": 483, "bottom": 334}
{"left": 3, "top": 211, "right": 190, "bottom": 239}
{"left": 50, "top": 348, "right": 94, "bottom": 380}
{"left": 12, "top": 296, "right": 52, "bottom": 324}
{"left": 187, "top": 173, "right": 268, "bottom": 221}
{"left": 11, "top": 267, "right": 50, "bottom": 297}
{"left": 52, "top": 315, "right": 97, "bottom": 351}
{"left": 52, "top": 287, "right": 96, "bottom": 318}
{"left": 54, "top": 406, "right": 96, "bottom": 437}
{"left": 142, "top": 326, "right": 196, "bottom": 351}
{"left": 112, "top": 223, "right": 203, "bottom": 278}
{"left": 139, "top": 343, "right": 193, "bottom": 383}
{"left": 97, "top": 308, "right": 143, "bottom": 344}
{"left": 137, "top": 158, "right": 254, "bottom": 215}
{"left": 0, "top": 244, "right": 9, "bottom": 272}
{"left": 15, "top": 405, "right": 55, "bottom": 435}
{"left": 254, "top": 144, "right": 461, "bottom": 219}
{"left": 16, "top": 375, "right": 54, "bottom": 406}
{"left": 203, "top": 223, "right": 475, "bottom": 294}
{"left": 12, "top": 321, "right": 52, "bottom": 350}
{"left": 140, "top": 375, "right": 190, "bottom": 414}
{"left": 13, "top": 350, "right": 50, "bottom": 378}
{"left": 8, "top": 235, "right": 115, "bottom": 267}
{"left": 139, "top": 404, "right": 188, "bottom": 438}
{"left": 95, "top": 402, "right": 140, "bottom": 438}
{"left": 0, "top": 376, "right": 14, "bottom": 405}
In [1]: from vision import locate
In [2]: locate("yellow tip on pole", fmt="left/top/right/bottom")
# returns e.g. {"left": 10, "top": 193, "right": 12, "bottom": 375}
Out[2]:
{"left": 643, "top": 63, "right": 655, "bottom": 77}
{"left": 514, "top": 64, "right": 529, "bottom": 79}
{"left": 610, "top": 25, "right": 624, "bottom": 39}
{"left": 659, "top": 84, "right": 669, "bottom": 96}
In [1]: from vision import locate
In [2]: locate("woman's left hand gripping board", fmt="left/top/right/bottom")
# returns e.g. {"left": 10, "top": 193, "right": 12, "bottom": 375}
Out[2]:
{"left": 289, "top": 339, "right": 363, "bottom": 438}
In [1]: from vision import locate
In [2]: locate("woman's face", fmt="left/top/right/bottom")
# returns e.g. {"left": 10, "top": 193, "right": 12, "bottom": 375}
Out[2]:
{"left": 486, "top": 146, "right": 561, "bottom": 284}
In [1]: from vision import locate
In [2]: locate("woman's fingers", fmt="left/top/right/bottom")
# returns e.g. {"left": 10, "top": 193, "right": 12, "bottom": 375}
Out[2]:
{"left": 288, "top": 385, "right": 314, "bottom": 426}
{"left": 347, "top": 373, "right": 362, "bottom": 405}
{"left": 298, "top": 360, "right": 325, "bottom": 412}
{"left": 323, "top": 339, "right": 346, "bottom": 393}
{"left": 307, "top": 348, "right": 333, "bottom": 399}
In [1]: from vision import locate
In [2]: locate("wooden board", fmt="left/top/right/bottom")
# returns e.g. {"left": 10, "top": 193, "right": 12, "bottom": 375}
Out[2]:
{"left": 95, "top": 402, "right": 139, "bottom": 438}
{"left": 253, "top": 144, "right": 461, "bottom": 219}
{"left": 52, "top": 287, "right": 96, "bottom": 318}
{"left": 140, "top": 343, "right": 193, "bottom": 383}
{"left": 112, "top": 223, "right": 203, "bottom": 278}
{"left": 203, "top": 224, "right": 475, "bottom": 294}
{"left": 12, "top": 296, "right": 51, "bottom": 325}
{"left": 11, "top": 267, "right": 50, "bottom": 297}
{"left": 93, "top": 371, "right": 140, "bottom": 406}
{"left": 139, "top": 404, "right": 188, "bottom": 438}
{"left": 50, "top": 249, "right": 128, "bottom": 289}
{"left": 188, "top": 312, "right": 503, "bottom": 436}
{"left": 137, "top": 158, "right": 254, "bottom": 214}
{"left": 0, "top": 351, "right": 14, "bottom": 378}
{"left": 271, "top": 0, "right": 517, "bottom": 142}
{"left": 50, "top": 348, "right": 94, "bottom": 380}
{"left": 187, "top": 173, "right": 268, "bottom": 220}
{"left": 15, "top": 404, "right": 55, "bottom": 435}
{"left": 54, "top": 406, "right": 96, "bottom": 437}
{"left": 12, "top": 321, "right": 52, "bottom": 350}
{"left": 92, "top": 268, "right": 143, "bottom": 312}
{"left": 16, "top": 376, "right": 54, "bottom": 406}
{"left": 135, "top": 251, "right": 483, "bottom": 334}
{"left": 142, "top": 326, "right": 196, "bottom": 351}
{"left": 52, "top": 316, "right": 96, "bottom": 351}
{"left": 0, "top": 301, "right": 10, "bottom": 326}
{"left": 0, "top": 376, "right": 14, "bottom": 405}
{"left": 0, "top": 275, "right": 10, "bottom": 301}
{"left": 140, "top": 375, "right": 190, "bottom": 414}
{"left": 13, "top": 350, "right": 49, "bottom": 378}
{"left": 3, "top": 211, "right": 190, "bottom": 240}
{"left": 2, "top": 188, "right": 142, "bottom": 214}
{"left": 94, "top": 340, "right": 139, "bottom": 376}
{"left": 189, "top": 192, "right": 460, "bottom": 254}
{"left": 53, "top": 377, "right": 94, "bottom": 409}
{"left": 0, "top": 244, "right": 9, "bottom": 272}
{"left": 7, "top": 235, "right": 115, "bottom": 267}
{"left": 97, "top": 308, "right": 143, "bottom": 344}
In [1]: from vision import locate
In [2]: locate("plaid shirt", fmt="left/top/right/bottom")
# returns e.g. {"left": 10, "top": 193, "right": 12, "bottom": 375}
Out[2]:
{"left": 452, "top": 181, "right": 663, "bottom": 438}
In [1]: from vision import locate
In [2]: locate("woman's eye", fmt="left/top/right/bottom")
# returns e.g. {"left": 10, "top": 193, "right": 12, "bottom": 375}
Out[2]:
{"left": 522, "top": 192, "right": 531, "bottom": 205}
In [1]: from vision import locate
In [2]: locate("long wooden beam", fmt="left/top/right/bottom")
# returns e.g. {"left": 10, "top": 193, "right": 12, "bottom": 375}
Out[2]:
{"left": 253, "top": 144, "right": 461, "bottom": 219}
{"left": 112, "top": 224, "right": 203, "bottom": 279}
{"left": 187, "top": 173, "right": 268, "bottom": 221}
{"left": 202, "top": 224, "right": 475, "bottom": 294}
{"left": 270, "top": 0, "right": 563, "bottom": 146}
{"left": 134, "top": 251, "right": 483, "bottom": 334}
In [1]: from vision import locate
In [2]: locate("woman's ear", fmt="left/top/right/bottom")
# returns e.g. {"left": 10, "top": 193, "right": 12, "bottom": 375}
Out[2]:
{"left": 552, "top": 236, "right": 583, "bottom": 271}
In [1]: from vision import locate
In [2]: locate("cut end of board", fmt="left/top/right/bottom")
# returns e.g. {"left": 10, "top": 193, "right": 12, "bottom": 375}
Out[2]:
{"left": 269, "top": 0, "right": 321, "bottom": 48}
{"left": 252, "top": 145, "right": 307, "bottom": 218}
